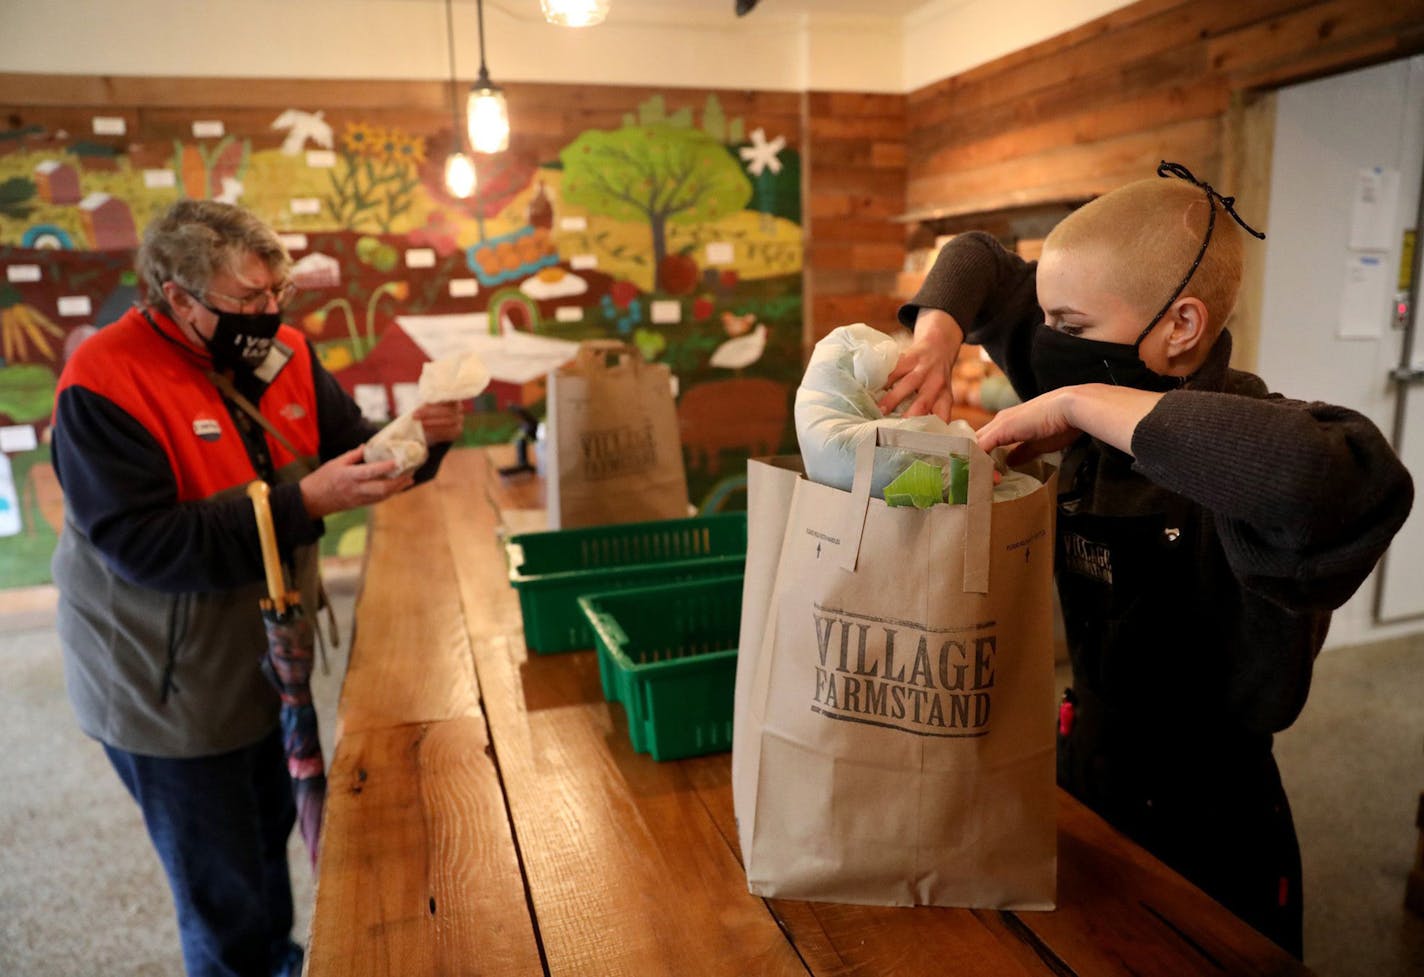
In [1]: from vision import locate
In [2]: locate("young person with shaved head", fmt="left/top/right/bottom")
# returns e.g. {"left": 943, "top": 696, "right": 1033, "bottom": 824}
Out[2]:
{"left": 882, "top": 163, "right": 1413, "bottom": 955}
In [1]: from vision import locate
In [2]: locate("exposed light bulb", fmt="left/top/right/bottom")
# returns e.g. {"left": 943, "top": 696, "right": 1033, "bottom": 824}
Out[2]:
{"left": 541, "top": 0, "right": 610, "bottom": 27}
{"left": 466, "top": 85, "right": 510, "bottom": 154}
{"left": 444, "top": 151, "right": 477, "bottom": 198}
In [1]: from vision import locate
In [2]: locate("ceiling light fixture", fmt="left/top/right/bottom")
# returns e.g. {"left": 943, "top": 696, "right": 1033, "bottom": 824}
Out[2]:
{"left": 466, "top": 0, "right": 510, "bottom": 154}
{"left": 442, "top": 0, "right": 476, "bottom": 197}
{"left": 540, "top": 0, "right": 610, "bottom": 27}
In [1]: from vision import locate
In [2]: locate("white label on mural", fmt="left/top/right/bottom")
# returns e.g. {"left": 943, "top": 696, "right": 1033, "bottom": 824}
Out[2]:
{"left": 290, "top": 198, "right": 322, "bottom": 215}
{"left": 0, "top": 425, "right": 38, "bottom": 453}
{"left": 705, "top": 241, "right": 735, "bottom": 265}
{"left": 143, "top": 169, "right": 177, "bottom": 189}
{"left": 278, "top": 233, "right": 309, "bottom": 252}
{"left": 57, "top": 296, "right": 92, "bottom": 317}
{"left": 92, "top": 116, "right": 126, "bottom": 136}
{"left": 405, "top": 248, "right": 436, "bottom": 269}
{"left": 192, "top": 120, "right": 225, "bottom": 138}
{"left": 305, "top": 149, "right": 337, "bottom": 168}
{"left": 560, "top": 216, "right": 588, "bottom": 231}
{"left": 555, "top": 306, "right": 583, "bottom": 322}
{"left": 570, "top": 254, "right": 598, "bottom": 270}
{"left": 5, "top": 265, "right": 41, "bottom": 283}
{"left": 651, "top": 300, "right": 682, "bottom": 324}
{"left": 392, "top": 383, "right": 421, "bottom": 417}
{"left": 449, "top": 278, "right": 479, "bottom": 298}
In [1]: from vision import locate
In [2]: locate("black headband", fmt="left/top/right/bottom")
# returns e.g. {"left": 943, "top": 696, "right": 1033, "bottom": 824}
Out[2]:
{"left": 1134, "top": 160, "right": 1266, "bottom": 346}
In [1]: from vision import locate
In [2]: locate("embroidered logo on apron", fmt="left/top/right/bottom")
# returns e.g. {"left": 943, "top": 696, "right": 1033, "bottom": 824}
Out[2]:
{"left": 1062, "top": 531, "right": 1112, "bottom": 585}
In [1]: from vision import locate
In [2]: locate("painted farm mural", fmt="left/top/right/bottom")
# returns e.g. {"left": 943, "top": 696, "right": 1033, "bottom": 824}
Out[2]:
{"left": 0, "top": 93, "right": 803, "bottom": 587}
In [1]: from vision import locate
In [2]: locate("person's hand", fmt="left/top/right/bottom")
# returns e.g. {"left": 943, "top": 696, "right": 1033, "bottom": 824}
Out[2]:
{"left": 976, "top": 383, "right": 1165, "bottom": 463}
{"left": 974, "top": 387, "right": 1084, "bottom": 465}
{"left": 414, "top": 400, "right": 464, "bottom": 444}
{"left": 299, "top": 447, "right": 414, "bottom": 518}
{"left": 876, "top": 308, "right": 964, "bottom": 422}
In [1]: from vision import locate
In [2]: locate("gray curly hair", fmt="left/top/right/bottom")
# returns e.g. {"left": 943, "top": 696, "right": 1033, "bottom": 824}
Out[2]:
{"left": 136, "top": 200, "right": 291, "bottom": 315}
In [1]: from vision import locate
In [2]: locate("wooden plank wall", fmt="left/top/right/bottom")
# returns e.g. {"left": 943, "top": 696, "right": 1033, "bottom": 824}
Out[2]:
{"left": 804, "top": 92, "right": 908, "bottom": 340}
{"left": 902, "top": 0, "right": 1424, "bottom": 367}
{"left": 906, "top": 0, "right": 1424, "bottom": 220}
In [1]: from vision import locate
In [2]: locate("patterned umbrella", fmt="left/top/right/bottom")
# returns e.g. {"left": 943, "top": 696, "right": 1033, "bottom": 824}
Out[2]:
{"left": 248, "top": 481, "right": 326, "bottom": 868}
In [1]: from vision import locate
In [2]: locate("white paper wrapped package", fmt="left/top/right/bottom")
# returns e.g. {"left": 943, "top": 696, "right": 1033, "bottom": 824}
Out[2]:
{"left": 364, "top": 351, "right": 491, "bottom": 476}
{"left": 796, "top": 323, "right": 1041, "bottom": 504}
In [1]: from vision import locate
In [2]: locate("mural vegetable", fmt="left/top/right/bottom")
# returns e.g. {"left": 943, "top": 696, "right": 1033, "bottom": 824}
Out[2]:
{"left": 0, "top": 286, "right": 64, "bottom": 364}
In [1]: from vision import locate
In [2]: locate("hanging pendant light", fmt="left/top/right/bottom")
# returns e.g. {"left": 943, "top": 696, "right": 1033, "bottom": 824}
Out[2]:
{"left": 441, "top": 0, "right": 475, "bottom": 197}
{"left": 540, "top": 0, "right": 610, "bottom": 27}
{"left": 466, "top": 0, "right": 510, "bottom": 154}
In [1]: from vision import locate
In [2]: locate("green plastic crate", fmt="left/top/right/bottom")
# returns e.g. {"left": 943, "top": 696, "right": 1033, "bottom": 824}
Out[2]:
{"left": 578, "top": 575, "right": 743, "bottom": 761}
{"left": 506, "top": 512, "right": 746, "bottom": 653}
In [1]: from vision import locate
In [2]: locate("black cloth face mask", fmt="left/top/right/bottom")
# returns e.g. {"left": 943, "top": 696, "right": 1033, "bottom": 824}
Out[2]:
{"left": 1030, "top": 325, "right": 1184, "bottom": 394}
{"left": 185, "top": 290, "right": 281, "bottom": 373}
{"left": 1029, "top": 160, "right": 1266, "bottom": 396}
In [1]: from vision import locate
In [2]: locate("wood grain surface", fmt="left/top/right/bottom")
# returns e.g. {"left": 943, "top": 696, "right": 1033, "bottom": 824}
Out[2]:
{"left": 310, "top": 447, "right": 1316, "bottom": 977}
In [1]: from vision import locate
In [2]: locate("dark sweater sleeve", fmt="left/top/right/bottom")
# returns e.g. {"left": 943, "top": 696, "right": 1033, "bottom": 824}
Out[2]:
{"left": 51, "top": 384, "right": 316, "bottom": 593}
{"left": 897, "top": 231, "right": 1043, "bottom": 399}
{"left": 1131, "top": 388, "right": 1415, "bottom": 611}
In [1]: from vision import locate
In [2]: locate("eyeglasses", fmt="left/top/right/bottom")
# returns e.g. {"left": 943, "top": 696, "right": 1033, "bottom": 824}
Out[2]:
{"left": 188, "top": 281, "right": 298, "bottom": 314}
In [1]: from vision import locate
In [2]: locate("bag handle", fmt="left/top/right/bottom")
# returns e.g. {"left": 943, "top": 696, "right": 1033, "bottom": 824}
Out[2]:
{"left": 842, "top": 427, "right": 993, "bottom": 594}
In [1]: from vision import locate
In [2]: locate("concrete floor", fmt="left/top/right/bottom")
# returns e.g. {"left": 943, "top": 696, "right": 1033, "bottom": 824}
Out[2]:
{"left": 1, "top": 581, "right": 1422, "bottom": 976}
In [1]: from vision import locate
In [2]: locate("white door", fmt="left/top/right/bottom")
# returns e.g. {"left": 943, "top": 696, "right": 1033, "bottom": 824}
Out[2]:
{"left": 1258, "top": 55, "right": 1424, "bottom": 643}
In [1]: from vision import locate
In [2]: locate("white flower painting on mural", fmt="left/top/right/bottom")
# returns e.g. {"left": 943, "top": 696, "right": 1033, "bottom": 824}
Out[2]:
{"left": 738, "top": 127, "right": 785, "bottom": 176}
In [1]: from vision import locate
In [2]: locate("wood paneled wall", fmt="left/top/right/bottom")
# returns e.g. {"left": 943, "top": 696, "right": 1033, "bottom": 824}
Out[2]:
{"left": 804, "top": 91, "right": 908, "bottom": 340}
{"left": 902, "top": 0, "right": 1424, "bottom": 367}
{"left": 906, "top": 0, "right": 1424, "bottom": 219}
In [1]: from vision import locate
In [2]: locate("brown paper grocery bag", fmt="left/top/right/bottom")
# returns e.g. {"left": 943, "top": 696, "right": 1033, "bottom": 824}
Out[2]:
{"left": 733, "top": 455, "right": 803, "bottom": 843}
{"left": 733, "top": 428, "right": 1058, "bottom": 909}
{"left": 545, "top": 340, "right": 690, "bottom": 529}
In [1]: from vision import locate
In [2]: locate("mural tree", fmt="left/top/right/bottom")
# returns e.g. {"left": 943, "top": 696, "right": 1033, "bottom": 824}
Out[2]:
{"left": 560, "top": 126, "right": 751, "bottom": 292}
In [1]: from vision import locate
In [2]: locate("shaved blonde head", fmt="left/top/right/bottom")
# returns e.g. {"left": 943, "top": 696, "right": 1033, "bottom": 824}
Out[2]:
{"left": 1044, "top": 177, "right": 1244, "bottom": 334}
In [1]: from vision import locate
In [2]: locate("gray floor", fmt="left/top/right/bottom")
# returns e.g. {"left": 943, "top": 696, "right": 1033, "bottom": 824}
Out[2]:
{"left": 1, "top": 585, "right": 1422, "bottom": 976}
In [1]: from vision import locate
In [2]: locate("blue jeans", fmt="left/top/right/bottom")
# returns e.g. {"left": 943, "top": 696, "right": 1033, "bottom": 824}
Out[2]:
{"left": 104, "top": 727, "right": 303, "bottom": 977}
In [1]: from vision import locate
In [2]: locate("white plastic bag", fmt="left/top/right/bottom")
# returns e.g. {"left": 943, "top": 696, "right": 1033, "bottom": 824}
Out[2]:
{"left": 795, "top": 324, "right": 959, "bottom": 497}
{"left": 794, "top": 323, "right": 1039, "bottom": 503}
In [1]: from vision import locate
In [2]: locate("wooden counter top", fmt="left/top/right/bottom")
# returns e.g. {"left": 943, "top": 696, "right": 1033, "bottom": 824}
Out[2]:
{"left": 307, "top": 446, "right": 1313, "bottom": 977}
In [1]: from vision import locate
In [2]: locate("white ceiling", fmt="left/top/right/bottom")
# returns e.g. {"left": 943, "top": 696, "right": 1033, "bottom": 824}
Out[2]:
{"left": 451, "top": 0, "right": 937, "bottom": 22}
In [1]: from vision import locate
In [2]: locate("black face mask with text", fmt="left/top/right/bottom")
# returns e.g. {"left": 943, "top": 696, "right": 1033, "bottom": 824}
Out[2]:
{"left": 186, "top": 292, "right": 281, "bottom": 373}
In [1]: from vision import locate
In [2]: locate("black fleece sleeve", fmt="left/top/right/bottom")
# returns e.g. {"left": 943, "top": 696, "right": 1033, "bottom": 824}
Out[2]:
{"left": 1132, "top": 389, "right": 1415, "bottom": 611}
{"left": 897, "top": 231, "right": 1044, "bottom": 400}
{"left": 51, "top": 384, "right": 320, "bottom": 593}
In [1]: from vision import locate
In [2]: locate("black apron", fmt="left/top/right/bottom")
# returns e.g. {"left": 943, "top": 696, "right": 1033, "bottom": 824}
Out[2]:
{"left": 1054, "top": 442, "right": 1304, "bottom": 957}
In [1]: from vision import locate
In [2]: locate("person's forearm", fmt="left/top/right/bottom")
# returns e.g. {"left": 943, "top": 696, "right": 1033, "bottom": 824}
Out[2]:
{"left": 1066, "top": 383, "right": 1164, "bottom": 455}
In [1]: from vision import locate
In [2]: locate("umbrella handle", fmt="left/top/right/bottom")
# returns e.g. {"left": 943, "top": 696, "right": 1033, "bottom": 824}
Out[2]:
{"left": 246, "top": 480, "right": 287, "bottom": 614}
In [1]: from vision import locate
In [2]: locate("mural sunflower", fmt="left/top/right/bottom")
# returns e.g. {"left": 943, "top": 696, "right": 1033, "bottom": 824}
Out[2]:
{"left": 327, "top": 122, "right": 425, "bottom": 233}
{"left": 340, "top": 121, "right": 381, "bottom": 158}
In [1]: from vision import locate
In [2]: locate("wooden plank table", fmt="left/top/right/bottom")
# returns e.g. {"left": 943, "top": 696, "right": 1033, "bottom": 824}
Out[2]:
{"left": 309, "top": 446, "right": 1314, "bottom": 977}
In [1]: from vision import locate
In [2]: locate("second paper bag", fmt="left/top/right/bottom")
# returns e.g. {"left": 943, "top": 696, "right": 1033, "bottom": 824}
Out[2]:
{"left": 545, "top": 340, "right": 690, "bottom": 529}
{"left": 735, "top": 429, "right": 1058, "bottom": 909}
